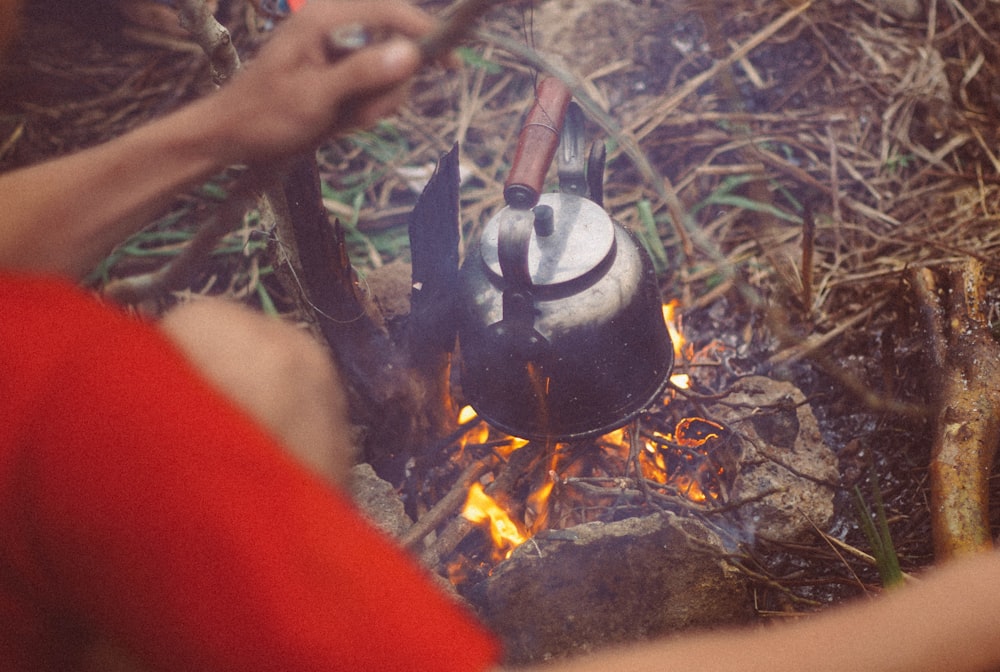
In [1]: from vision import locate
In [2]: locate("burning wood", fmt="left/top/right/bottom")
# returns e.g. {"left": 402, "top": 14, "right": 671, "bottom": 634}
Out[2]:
{"left": 393, "top": 291, "right": 839, "bottom": 593}
{"left": 438, "top": 303, "right": 747, "bottom": 568}
{"left": 433, "top": 300, "right": 822, "bottom": 571}
{"left": 452, "top": 416, "right": 733, "bottom": 566}
{"left": 347, "top": 294, "right": 837, "bottom": 663}
{"left": 636, "top": 418, "right": 729, "bottom": 502}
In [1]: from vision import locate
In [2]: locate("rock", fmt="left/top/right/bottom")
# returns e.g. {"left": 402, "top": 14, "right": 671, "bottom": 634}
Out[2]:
{"left": 709, "top": 376, "right": 839, "bottom": 541}
{"left": 467, "top": 512, "right": 753, "bottom": 665}
{"left": 350, "top": 462, "right": 412, "bottom": 538}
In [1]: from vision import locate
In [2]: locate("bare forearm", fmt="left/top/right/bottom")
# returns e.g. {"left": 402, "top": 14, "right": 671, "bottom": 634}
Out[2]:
{"left": 0, "top": 96, "right": 230, "bottom": 278}
{"left": 0, "top": 0, "right": 428, "bottom": 280}
{"left": 509, "top": 552, "right": 1000, "bottom": 672}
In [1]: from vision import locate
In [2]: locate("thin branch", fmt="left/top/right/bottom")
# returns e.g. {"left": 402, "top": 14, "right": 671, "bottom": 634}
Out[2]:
{"left": 175, "top": 0, "right": 240, "bottom": 85}
{"left": 103, "top": 171, "right": 272, "bottom": 304}
{"left": 400, "top": 455, "right": 499, "bottom": 550}
{"left": 105, "top": 0, "right": 246, "bottom": 304}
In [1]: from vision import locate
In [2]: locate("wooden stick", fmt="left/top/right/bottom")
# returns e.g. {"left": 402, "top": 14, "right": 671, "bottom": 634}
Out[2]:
{"left": 800, "top": 206, "right": 815, "bottom": 315}
{"left": 912, "top": 261, "right": 1000, "bottom": 560}
{"left": 327, "top": 0, "right": 505, "bottom": 63}
{"left": 400, "top": 455, "right": 498, "bottom": 550}
{"left": 422, "top": 442, "right": 544, "bottom": 566}
{"left": 418, "top": 0, "right": 498, "bottom": 62}
{"left": 104, "top": 0, "right": 249, "bottom": 305}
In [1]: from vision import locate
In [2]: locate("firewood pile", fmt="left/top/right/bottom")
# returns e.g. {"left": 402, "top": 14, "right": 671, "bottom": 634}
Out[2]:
{"left": 5, "top": 0, "right": 1000, "bottom": 661}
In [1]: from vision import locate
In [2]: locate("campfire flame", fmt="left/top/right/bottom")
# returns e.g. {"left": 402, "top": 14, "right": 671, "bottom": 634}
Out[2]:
{"left": 459, "top": 405, "right": 490, "bottom": 445}
{"left": 663, "top": 301, "right": 691, "bottom": 390}
{"left": 455, "top": 300, "right": 729, "bottom": 567}
{"left": 525, "top": 478, "right": 554, "bottom": 534}
{"left": 663, "top": 300, "right": 684, "bottom": 358}
{"left": 461, "top": 482, "right": 527, "bottom": 561}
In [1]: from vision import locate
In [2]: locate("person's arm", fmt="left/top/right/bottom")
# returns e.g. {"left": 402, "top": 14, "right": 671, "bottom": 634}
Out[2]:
{"left": 0, "top": 0, "right": 430, "bottom": 279}
{"left": 507, "top": 550, "right": 1000, "bottom": 672}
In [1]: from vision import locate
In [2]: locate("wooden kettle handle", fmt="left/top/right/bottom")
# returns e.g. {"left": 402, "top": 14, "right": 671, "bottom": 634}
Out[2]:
{"left": 503, "top": 77, "right": 573, "bottom": 210}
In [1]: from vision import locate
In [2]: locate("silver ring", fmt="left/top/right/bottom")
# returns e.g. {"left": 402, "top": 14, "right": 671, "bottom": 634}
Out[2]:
{"left": 325, "top": 23, "right": 371, "bottom": 60}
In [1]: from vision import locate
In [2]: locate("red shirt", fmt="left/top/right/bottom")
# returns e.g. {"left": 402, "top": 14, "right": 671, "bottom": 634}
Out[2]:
{"left": 0, "top": 272, "right": 500, "bottom": 671}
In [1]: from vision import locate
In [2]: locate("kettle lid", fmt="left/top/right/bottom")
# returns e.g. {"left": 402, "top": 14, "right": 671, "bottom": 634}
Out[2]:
{"left": 480, "top": 192, "right": 615, "bottom": 288}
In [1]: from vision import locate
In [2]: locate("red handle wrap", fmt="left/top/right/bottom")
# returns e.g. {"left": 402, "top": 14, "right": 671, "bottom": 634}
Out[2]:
{"left": 503, "top": 77, "right": 573, "bottom": 210}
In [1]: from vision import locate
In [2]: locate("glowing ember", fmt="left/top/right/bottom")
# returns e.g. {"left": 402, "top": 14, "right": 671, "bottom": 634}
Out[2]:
{"left": 461, "top": 482, "right": 527, "bottom": 560}
{"left": 608, "top": 419, "right": 726, "bottom": 503}
{"left": 458, "top": 405, "right": 478, "bottom": 424}
{"left": 669, "top": 372, "right": 691, "bottom": 390}
{"left": 675, "top": 417, "right": 725, "bottom": 446}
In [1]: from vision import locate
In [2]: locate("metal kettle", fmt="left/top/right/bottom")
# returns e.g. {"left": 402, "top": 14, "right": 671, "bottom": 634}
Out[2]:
{"left": 456, "top": 78, "right": 674, "bottom": 441}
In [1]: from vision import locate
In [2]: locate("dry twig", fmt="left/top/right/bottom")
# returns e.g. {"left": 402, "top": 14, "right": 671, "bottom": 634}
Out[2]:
{"left": 401, "top": 455, "right": 499, "bottom": 550}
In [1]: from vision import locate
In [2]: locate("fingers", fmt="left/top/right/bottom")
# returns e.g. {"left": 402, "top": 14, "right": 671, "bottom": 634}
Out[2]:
{"left": 272, "top": 0, "right": 433, "bottom": 117}
{"left": 300, "top": 0, "right": 438, "bottom": 44}
{"left": 323, "top": 37, "right": 422, "bottom": 122}
{"left": 209, "top": 0, "right": 447, "bottom": 162}
{"left": 335, "top": 37, "right": 423, "bottom": 93}
{"left": 284, "top": 0, "right": 436, "bottom": 61}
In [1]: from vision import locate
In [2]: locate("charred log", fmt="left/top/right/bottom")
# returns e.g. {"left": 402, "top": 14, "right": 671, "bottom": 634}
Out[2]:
{"left": 276, "top": 149, "right": 462, "bottom": 481}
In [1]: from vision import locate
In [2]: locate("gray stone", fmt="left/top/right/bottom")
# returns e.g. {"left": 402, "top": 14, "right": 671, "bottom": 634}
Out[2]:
{"left": 709, "top": 376, "right": 839, "bottom": 541}
{"left": 350, "top": 462, "right": 412, "bottom": 538}
{"left": 468, "top": 512, "right": 753, "bottom": 665}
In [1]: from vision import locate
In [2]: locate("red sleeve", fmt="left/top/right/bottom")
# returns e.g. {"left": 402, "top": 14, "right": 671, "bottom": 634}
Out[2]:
{"left": 0, "top": 273, "right": 500, "bottom": 671}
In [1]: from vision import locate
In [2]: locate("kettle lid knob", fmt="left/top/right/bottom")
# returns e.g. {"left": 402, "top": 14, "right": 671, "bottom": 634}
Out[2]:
{"left": 480, "top": 192, "right": 615, "bottom": 288}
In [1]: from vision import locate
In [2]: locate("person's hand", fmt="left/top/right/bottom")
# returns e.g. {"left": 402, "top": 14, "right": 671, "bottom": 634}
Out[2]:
{"left": 211, "top": 0, "right": 435, "bottom": 164}
{"left": 0, "top": 0, "right": 439, "bottom": 278}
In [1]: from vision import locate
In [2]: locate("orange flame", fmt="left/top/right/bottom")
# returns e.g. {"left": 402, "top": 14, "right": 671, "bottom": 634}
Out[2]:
{"left": 671, "top": 475, "right": 708, "bottom": 502}
{"left": 504, "top": 436, "right": 531, "bottom": 455}
{"left": 456, "top": 405, "right": 528, "bottom": 457}
{"left": 457, "top": 405, "right": 490, "bottom": 447}
{"left": 461, "top": 483, "right": 527, "bottom": 560}
{"left": 525, "top": 479, "right": 555, "bottom": 534}
{"left": 669, "top": 372, "right": 691, "bottom": 390}
{"left": 675, "top": 416, "right": 724, "bottom": 447}
{"left": 453, "top": 299, "right": 723, "bottom": 573}
{"left": 663, "top": 301, "right": 691, "bottom": 390}
{"left": 458, "top": 405, "right": 478, "bottom": 424}
{"left": 603, "top": 421, "right": 722, "bottom": 504}
{"left": 662, "top": 300, "right": 684, "bottom": 359}
{"left": 636, "top": 439, "right": 711, "bottom": 502}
